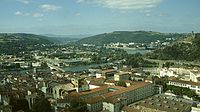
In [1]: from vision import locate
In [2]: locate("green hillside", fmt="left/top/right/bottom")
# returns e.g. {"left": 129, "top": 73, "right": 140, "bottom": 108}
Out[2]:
{"left": 149, "top": 33, "right": 200, "bottom": 61}
{"left": 77, "top": 31, "right": 184, "bottom": 45}
{"left": 0, "top": 33, "right": 52, "bottom": 54}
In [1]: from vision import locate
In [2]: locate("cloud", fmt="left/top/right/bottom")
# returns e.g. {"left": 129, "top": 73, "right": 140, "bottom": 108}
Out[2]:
{"left": 145, "top": 13, "right": 151, "bottom": 17}
{"left": 17, "top": 0, "right": 30, "bottom": 4}
{"left": 77, "top": 0, "right": 163, "bottom": 11}
{"left": 15, "top": 11, "right": 23, "bottom": 16}
{"left": 40, "top": 4, "right": 62, "bottom": 12}
{"left": 14, "top": 11, "right": 43, "bottom": 18}
{"left": 32, "top": 13, "right": 44, "bottom": 18}
{"left": 75, "top": 13, "right": 81, "bottom": 16}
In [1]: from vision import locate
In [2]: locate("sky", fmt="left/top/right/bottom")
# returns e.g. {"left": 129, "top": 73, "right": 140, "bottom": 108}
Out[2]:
{"left": 0, "top": 0, "right": 200, "bottom": 35}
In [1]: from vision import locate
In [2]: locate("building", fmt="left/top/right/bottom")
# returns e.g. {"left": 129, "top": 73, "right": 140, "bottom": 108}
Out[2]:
{"left": 160, "top": 68, "right": 177, "bottom": 77}
{"left": 71, "top": 77, "right": 89, "bottom": 92}
{"left": 26, "top": 93, "right": 38, "bottom": 109}
{"left": 122, "top": 95, "right": 192, "bottom": 112}
{"left": 97, "top": 69, "right": 118, "bottom": 79}
{"left": 192, "top": 103, "right": 200, "bottom": 112}
{"left": 114, "top": 72, "right": 130, "bottom": 81}
{"left": 168, "top": 79, "right": 200, "bottom": 95}
{"left": 190, "top": 69, "right": 200, "bottom": 82}
{"left": 47, "top": 81, "right": 75, "bottom": 99}
{"left": 84, "top": 82, "right": 156, "bottom": 112}
{"left": 103, "top": 96, "right": 127, "bottom": 112}
{"left": 105, "top": 79, "right": 117, "bottom": 86}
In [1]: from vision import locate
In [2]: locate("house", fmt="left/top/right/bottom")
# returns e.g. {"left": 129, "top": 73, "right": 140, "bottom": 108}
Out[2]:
{"left": 190, "top": 69, "right": 200, "bottom": 82}
{"left": 160, "top": 68, "right": 178, "bottom": 77}
{"left": 114, "top": 72, "right": 130, "bottom": 81}
{"left": 47, "top": 81, "right": 75, "bottom": 99}
{"left": 97, "top": 69, "right": 118, "bottom": 79}
{"left": 105, "top": 80, "right": 117, "bottom": 86}
{"left": 71, "top": 77, "right": 89, "bottom": 92}
{"left": 103, "top": 96, "right": 127, "bottom": 112}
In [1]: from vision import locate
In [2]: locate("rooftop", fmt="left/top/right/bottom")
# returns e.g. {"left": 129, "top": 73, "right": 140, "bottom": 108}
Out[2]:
{"left": 103, "top": 82, "right": 151, "bottom": 98}
{"left": 170, "top": 79, "right": 200, "bottom": 86}
{"left": 128, "top": 95, "right": 192, "bottom": 112}
{"left": 115, "top": 72, "right": 129, "bottom": 76}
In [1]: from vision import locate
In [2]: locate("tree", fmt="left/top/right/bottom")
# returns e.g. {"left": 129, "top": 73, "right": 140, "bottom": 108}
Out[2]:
{"left": 9, "top": 96, "right": 30, "bottom": 112}
{"left": 167, "top": 85, "right": 197, "bottom": 98}
{"left": 152, "top": 76, "right": 168, "bottom": 92}
{"left": 67, "top": 98, "right": 88, "bottom": 112}
{"left": 32, "top": 98, "right": 52, "bottom": 112}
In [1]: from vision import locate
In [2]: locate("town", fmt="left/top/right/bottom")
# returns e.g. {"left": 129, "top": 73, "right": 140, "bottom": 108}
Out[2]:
{"left": 0, "top": 36, "right": 200, "bottom": 112}
{"left": 1, "top": 0, "right": 200, "bottom": 112}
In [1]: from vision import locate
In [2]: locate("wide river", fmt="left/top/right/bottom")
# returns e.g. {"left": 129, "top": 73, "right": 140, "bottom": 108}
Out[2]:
{"left": 62, "top": 48, "right": 152, "bottom": 72}
{"left": 107, "top": 47, "right": 152, "bottom": 54}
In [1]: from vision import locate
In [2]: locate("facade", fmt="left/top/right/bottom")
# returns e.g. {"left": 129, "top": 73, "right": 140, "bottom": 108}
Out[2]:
{"left": 114, "top": 72, "right": 130, "bottom": 81}
{"left": 95, "top": 69, "right": 118, "bottom": 79}
{"left": 85, "top": 96, "right": 103, "bottom": 112}
{"left": 26, "top": 93, "right": 38, "bottom": 109}
{"left": 47, "top": 81, "right": 75, "bottom": 99}
{"left": 103, "top": 96, "right": 127, "bottom": 112}
{"left": 105, "top": 79, "right": 117, "bottom": 86}
{"left": 160, "top": 68, "right": 177, "bottom": 77}
{"left": 71, "top": 78, "right": 89, "bottom": 92}
{"left": 190, "top": 70, "right": 200, "bottom": 82}
{"left": 85, "top": 82, "right": 156, "bottom": 112}
{"left": 168, "top": 79, "right": 200, "bottom": 95}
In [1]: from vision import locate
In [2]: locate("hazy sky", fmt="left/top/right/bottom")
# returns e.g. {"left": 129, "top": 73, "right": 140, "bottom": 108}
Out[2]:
{"left": 0, "top": 0, "right": 200, "bottom": 35}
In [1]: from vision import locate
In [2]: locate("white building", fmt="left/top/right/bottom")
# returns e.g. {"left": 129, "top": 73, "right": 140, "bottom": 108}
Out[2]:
{"left": 168, "top": 79, "right": 200, "bottom": 95}
{"left": 160, "top": 68, "right": 177, "bottom": 77}
{"left": 190, "top": 70, "right": 200, "bottom": 82}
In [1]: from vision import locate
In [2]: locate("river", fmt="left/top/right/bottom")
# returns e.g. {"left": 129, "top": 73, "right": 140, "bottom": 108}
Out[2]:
{"left": 62, "top": 63, "right": 112, "bottom": 72}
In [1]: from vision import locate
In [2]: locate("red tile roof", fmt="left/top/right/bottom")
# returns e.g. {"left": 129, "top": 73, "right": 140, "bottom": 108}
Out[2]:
{"left": 103, "top": 82, "right": 150, "bottom": 98}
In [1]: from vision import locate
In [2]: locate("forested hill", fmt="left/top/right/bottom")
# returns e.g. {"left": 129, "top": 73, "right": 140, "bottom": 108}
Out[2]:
{"left": 149, "top": 33, "right": 200, "bottom": 61}
{"left": 77, "top": 31, "right": 185, "bottom": 45}
{"left": 0, "top": 33, "right": 52, "bottom": 55}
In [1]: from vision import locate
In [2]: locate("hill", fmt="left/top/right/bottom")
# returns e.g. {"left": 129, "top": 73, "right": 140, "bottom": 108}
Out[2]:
{"left": 77, "top": 31, "right": 185, "bottom": 45}
{"left": 0, "top": 33, "right": 52, "bottom": 55}
{"left": 148, "top": 33, "right": 200, "bottom": 61}
{"left": 42, "top": 34, "right": 91, "bottom": 44}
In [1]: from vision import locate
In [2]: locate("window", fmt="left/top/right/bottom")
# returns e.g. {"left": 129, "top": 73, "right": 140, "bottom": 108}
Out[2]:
{"left": 55, "top": 90, "right": 57, "bottom": 94}
{"left": 191, "top": 85, "right": 196, "bottom": 88}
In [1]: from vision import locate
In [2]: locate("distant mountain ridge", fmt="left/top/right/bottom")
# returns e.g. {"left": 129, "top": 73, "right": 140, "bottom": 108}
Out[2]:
{"left": 0, "top": 33, "right": 52, "bottom": 54}
{"left": 77, "top": 31, "right": 185, "bottom": 45}
{"left": 42, "top": 34, "right": 92, "bottom": 44}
